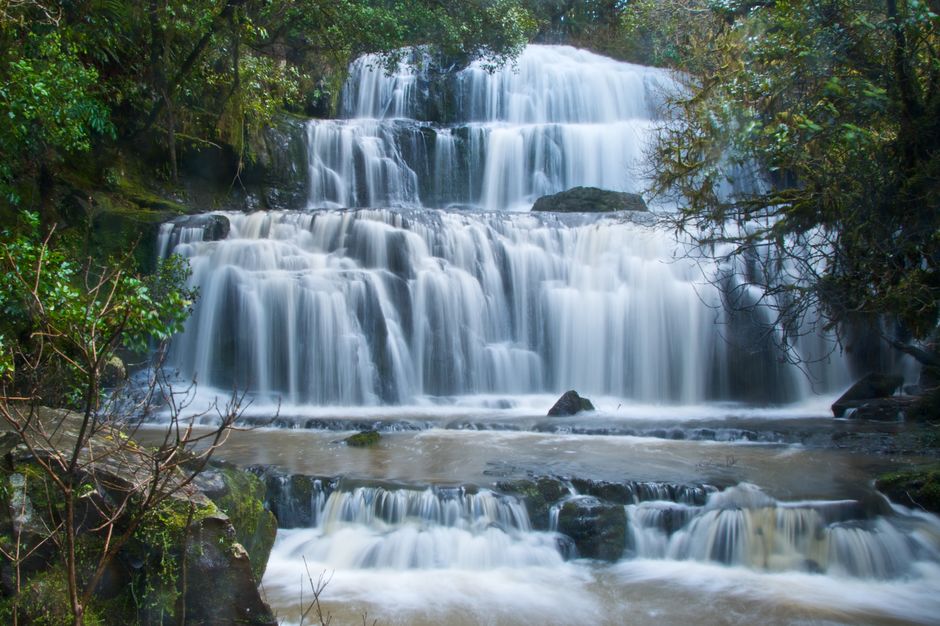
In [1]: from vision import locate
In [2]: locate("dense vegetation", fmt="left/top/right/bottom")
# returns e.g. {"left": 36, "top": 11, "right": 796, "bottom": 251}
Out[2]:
{"left": 0, "top": 0, "right": 534, "bottom": 226}
{"left": 643, "top": 0, "right": 939, "bottom": 376}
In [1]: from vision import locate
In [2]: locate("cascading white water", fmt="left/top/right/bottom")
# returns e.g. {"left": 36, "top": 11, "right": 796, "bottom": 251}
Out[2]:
{"left": 160, "top": 209, "right": 843, "bottom": 405}
{"left": 157, "top": 44, "right": 849, "bottom": 407}
{"left": 272, "top": 485, "right": 560, "bottom": 570}
{"left": 627, "top": 483, "right": 940, "bottom": 579}
{"left": 306, "top": 45, "right": 668, "bottom": 210}
{"left": 261, "top": 480, "right": 940, "bottom": 626}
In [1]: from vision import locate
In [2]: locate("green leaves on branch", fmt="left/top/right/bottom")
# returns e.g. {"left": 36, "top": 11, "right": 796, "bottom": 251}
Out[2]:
{"left": 0, "top": 31, "right": 112, "bottom": 206}
{"left": 0, "top": 213, "right": 195, "bottom": 401}
{"left": 651, "top": 0, "right": 940, "bottom": 350}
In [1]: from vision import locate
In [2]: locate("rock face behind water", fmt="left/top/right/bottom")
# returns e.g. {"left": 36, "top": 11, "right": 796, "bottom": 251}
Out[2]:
{"left": 548, "top": 390, "right": 595, "bottom": 416}
{"left": 832, "top": 373, "right": 904, "bottom": 417}
{"left": 531, "top": 186, "right": 648, "bottom": 213}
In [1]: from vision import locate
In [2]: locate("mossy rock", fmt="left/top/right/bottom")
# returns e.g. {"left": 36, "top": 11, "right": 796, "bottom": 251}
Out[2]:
{"left": 875, "top": 464, "right": 940, "bottom": 514}
{"left": 194, "top": 463, "right": 277, "bottom": 581}
{"left": 345, "top": 430, "right": 381, "bottom": 447}
{"left": 531, "top": 187, "right": 648, "bottom": 213}
{"left": 496, "top": 477, "right": 569, "bottom": 530}
{"left": 557, "top": 496, "right": 627, "bottom": 561}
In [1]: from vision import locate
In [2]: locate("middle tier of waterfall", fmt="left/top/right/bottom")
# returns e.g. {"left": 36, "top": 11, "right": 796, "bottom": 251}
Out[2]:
{"left": 160, "top": 209, "right": 844, "bottom": 406}
{"left": 306, "top": 45, "right": 672, "bottom": 211}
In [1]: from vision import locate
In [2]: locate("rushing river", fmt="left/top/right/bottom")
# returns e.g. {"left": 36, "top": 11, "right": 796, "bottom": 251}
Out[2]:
{"left": 152, "top": 45, "right": 939, "bottom": 625}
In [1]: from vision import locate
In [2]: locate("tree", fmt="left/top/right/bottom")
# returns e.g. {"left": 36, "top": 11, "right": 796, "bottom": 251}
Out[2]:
{"left": 0, "top": 215, "right": 244, "bottom": 625}
{"left": 648, "top": 0, "right": 940, "bottom": 374}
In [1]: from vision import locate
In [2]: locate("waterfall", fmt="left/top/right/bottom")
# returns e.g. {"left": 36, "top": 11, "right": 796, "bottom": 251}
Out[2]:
{"left": 158, "top": 44, "right": 848, "bottom": 406}
{"left": 271, "top": 485, "right": 559, "bottom": 570}
{"left": 160, "top": 209, "right": 843, "bottom": 405}
{"left": 306, "top": 45, "right": 669, "bottom": 211}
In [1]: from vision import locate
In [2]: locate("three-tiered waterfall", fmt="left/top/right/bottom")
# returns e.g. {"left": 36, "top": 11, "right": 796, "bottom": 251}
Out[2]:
{"left": 152, "top": 45, "right": 939, "bottom": 626}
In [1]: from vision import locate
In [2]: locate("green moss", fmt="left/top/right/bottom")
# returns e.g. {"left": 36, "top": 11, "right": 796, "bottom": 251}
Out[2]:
{"left": 208, "top": 467, "right": 277, "bottom": 581}
{"left": 496, "top": 477, "right": 568, "bottom": 529}
{"left": 345, "top": 430, "right": 381, "bottom": 447}
{"left": 876, "top": 464, "right": 940, "bottom": 514}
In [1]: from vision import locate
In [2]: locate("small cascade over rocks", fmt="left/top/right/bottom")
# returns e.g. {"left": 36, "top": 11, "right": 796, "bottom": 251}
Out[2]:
{"left": 259, "top": 471, "right": 940, "bottom": 582}
{"left": 626, "top": 483, "right": 940, "bottom": 579}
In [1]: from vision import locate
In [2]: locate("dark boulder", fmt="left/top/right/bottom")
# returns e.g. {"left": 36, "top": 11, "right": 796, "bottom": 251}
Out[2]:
{"left": 832, "top": 373, "right": 904, "bottom": 417}
{"left": 548, "top": 390, "right": 595, "bottom": 416}
{"left": 531, "top": 186, "right": 648, "bottom": 213}
{"left": 248, "top": 466, "right": 335, "bottom": 528}
{"left": 556, "top": 496, "right": 627, "bottom": 561}
{"left": 182, "top": 213, "right": 230, "bottom": 241}
{"left": 184, "top": 515, "right": 278, "bottom": 625}
{"left": 842, "top": 396, "right": 916, "bottom": 421}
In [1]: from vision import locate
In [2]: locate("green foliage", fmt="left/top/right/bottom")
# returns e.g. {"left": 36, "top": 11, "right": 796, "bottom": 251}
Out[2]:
{"left": 0, "top": 212, "right": 195, "bottom": 403}
{"left": 0, "top": 29, "right": 112, "bottom": 206}
{"left": 649, "top": 0, "right": 940, "bottom": 353}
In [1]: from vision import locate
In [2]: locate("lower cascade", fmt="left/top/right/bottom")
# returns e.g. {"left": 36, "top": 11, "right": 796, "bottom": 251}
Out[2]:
{"left": 266, "top": 481, "right": 939, "bottom": 579}
{"left": 159, "top": 209, "right": 844, "bottom": 406}
{"left": 258, "top": 479, "right": 940, "bottom": 625}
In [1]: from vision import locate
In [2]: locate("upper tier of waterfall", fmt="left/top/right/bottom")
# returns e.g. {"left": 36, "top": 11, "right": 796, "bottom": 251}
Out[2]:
{"left": 307, "top": 45, "right": 672, "bottom": 211}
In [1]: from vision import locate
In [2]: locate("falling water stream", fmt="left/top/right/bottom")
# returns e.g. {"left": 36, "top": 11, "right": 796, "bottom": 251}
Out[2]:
{"left": 152, "top": 45, "right": 939, "bottom": 624}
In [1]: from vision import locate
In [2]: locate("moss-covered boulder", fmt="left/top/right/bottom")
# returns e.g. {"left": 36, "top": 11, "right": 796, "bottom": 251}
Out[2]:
{"left": 556, "top": 496, "right": 627, "bottom": 561}
{"left": 345, "top": 430, "right": 381, "bottom": 447}
{"left": 194, "top": 462, "right": 277, "bottom": 581}
{"left": 876, "top": 464, "right": 940, "bottom": 514}
{"left": 532, "top": 186, "right": 648, "bottom": 213}
{"left": 497, "top": 477, "right": 570, "bottom": 530}
{"left": 0, "top": 416, "right": 277, "bottom": 625}
{"left": 183, "top": 514, "right": 277, "bottom": 626}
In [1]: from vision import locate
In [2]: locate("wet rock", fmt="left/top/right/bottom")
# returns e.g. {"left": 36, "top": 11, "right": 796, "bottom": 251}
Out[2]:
{"left": 843, "top": 396, "right": 916, "bottom": 421}
{"left": 176, "top": 213, "right": 232, "bottom": 241}
{"left": 497, "top": 477, "right": 569, "bottom": 529}
{"left": 194, "top": 461, "right": 277, "bottom": 581}
{"left": 556, "top": 496, "right": 627, "bottom": 561}
{"left": 569, "top": 479, "right": 714, "bottom": 506}
{"left": 832, "top": 373, "right": 904, "bottom": 417}
{"left": 345, "top": 430, "right": 381, "bottom": 447}
{"left": 249, "top": 466, "right": 334, "bottom": 528}
{"left": 184, "top": 515, "right": 278, "bottom": 625}
{"left": 101, "top": 355, "right": 126, "bottom": 387}
{"left": 531, "top": 186, "right": 648, "bottom": 213}
{"left": 876, "top": 464, "right": 940, "bottom": 514}
{"left": 548, "top": 390, "right": 595, "bottom": 416}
